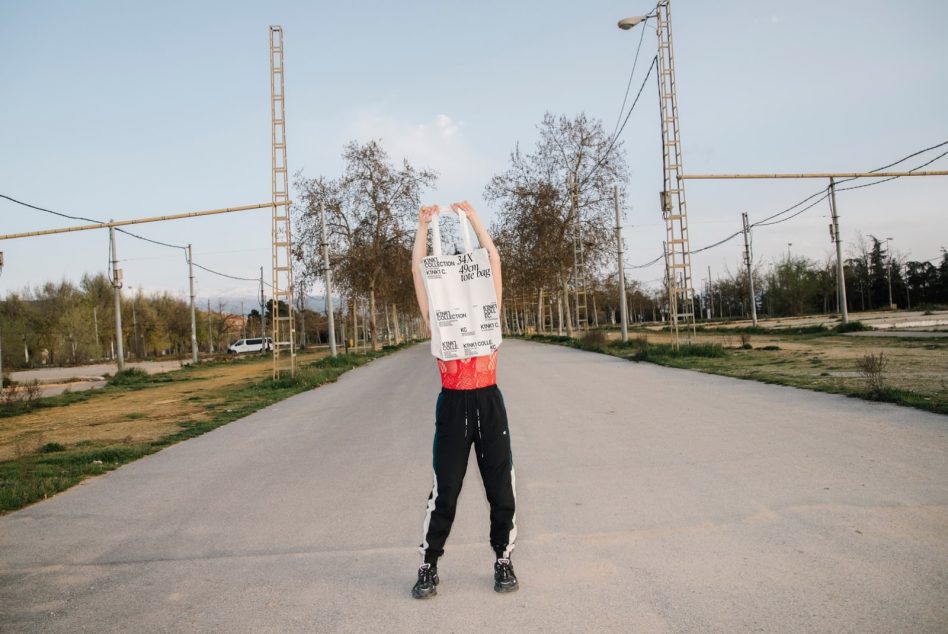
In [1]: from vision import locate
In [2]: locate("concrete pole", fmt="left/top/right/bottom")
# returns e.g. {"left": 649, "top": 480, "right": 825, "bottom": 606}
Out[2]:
{"left": 93, "top": 305, "right": 100, "bottom": 358}
{"left": 829, "top": 178, "right": 849, "bottom": 324}
{"left": 885, "top": 237, "right": 894, "bottom": 308}
{"left": 614, "top": 186, "right": 628, "bottom": 342}
{"left": 259, "top": 267, "right": 266, "bottom": 339}
{"left": 0, "top": 252, "right": 3, "bottom": 379}
{"left": 187, "top": 245, "right": 198, "bottom": 364}
{"left": 131, "top": 295, "right": 138, "bottom": 359}
{"left": 742, "top": 212, "right": 758, "bottom": 327}
{"left": 207, "top": 299, "right": 213, "bottom": 354}
{"left": 707, "top": 265, "right": 713, "bottom": 320}
{"left": 110, "top": 225, "right": 126, "bottom": 371}
{"left": 320, "top": 201, "right": 337, "bottom": 357}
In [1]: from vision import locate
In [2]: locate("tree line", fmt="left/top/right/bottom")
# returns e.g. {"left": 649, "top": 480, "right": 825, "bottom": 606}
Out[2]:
{"left": 0, "top": 273, "right": 339, "bottom": 370}
{"left": 705, "top": 240, "right": 948, "bottom": 321}
{"left": 6, "top": 112, "right": 945, "bottom": 369}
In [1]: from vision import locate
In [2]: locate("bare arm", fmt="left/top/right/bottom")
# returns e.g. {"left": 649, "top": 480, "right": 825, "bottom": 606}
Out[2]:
{"left": 451, "top": 201, "right": 502, "bottom": 309}
{"left": 412, "top": 205, "right": 439, "bottom": 335}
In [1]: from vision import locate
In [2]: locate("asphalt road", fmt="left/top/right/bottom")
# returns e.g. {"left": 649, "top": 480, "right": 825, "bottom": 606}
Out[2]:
{"left": 1, "top": 340, "right": 946, "bottom": 633}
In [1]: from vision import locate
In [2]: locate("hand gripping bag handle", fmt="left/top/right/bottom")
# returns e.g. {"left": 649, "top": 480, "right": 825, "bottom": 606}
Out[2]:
{"left": 428, "top": 207, "right": 474, "bottom": 256}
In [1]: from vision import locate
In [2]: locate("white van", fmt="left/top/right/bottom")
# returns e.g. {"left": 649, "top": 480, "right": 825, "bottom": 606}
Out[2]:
{"left": 228, "top": 337, "right": 273, "bottom": 354}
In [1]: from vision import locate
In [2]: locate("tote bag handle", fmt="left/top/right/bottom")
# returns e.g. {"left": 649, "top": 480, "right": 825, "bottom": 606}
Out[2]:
{"left": 428, "top": 207, "right": 475, "bottom": 257}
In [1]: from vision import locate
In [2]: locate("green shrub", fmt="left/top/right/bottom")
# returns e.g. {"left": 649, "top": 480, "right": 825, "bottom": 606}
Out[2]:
{"left": 39, "top": 442, "right": 66, "bottom": 453}
{"left": 834, "top": 321, "right": 870, "bottom": 333}
{"left": 106, "top": 368, "right": 151, "bottom": 386}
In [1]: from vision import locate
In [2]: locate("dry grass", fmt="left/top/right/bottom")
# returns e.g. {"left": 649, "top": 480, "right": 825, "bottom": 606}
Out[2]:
{"left": 0, "top": 351, "right": 327, "bottom": 461}
{"left": 589, "top": 326, "right": 948, "bottom": 413}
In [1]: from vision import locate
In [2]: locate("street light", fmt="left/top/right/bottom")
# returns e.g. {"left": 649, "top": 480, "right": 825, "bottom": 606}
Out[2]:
{"left": 617, "top": 15, "right": 648, "bottom": 30}
{"left": 787, "top": 243, "right": 793, "bottom": 261}
{"left": 617, "top": 1, "right": 696, "bottom": 346}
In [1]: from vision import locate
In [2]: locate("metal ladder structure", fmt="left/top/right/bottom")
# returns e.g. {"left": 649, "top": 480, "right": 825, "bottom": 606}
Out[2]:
{"left": 269, "top": 25, "right": 296, "bottom": 377}
{"left": 572, "top": 227, "right": 590, "bottom": 331}
{"left": 656, "top": 0, "right": 696, "bottom": 345}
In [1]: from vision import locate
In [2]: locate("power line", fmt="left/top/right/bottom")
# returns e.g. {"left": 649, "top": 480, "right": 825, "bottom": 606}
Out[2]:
{"left": 624, "top": 140, "right": 948, "bottom": 269}
{"left": 2, "top": 192, "right": 275, "bottom": 286}
{"left": 753, "top": 192, "right": 829, "bottom": 228}
{"left": 837, "top": 140, "right": 948, "bottom": 183}
{"left": 836, "top": 148, "right": 948, "bottom": 192}
{"left": 611, "top": 15, "right": 650, "bottom": 141}
{"left": 191, "top": 261, "right": 272, "bottom": 287}
{"left": 0, "top": 193, "right": 101, "bottom": 224}
{"left": 580, "top": 56, "right": 659, "bottom": 189}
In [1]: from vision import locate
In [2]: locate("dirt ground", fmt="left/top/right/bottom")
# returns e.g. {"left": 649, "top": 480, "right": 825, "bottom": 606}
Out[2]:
{"left": 0, "top": 351, "right": 327, "bottom": 462}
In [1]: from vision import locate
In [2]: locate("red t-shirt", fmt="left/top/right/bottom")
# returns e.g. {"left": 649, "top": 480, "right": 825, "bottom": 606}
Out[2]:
{"left": 437, "top": 349, "right": 499, "bottom": 390}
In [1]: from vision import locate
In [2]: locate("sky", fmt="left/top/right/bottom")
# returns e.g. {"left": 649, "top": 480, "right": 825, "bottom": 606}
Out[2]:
{"left": 1, "top": 0, "right": 946, "bottom": 311}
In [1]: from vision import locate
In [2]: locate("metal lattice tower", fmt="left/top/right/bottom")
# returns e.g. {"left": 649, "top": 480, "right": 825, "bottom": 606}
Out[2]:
{"left": 573, "top": 227, "right": 590, "bottom": 331}
{"left": 269, "top": 25, "right": 296, "bottom": 377}
{"left": 656, "top": 0, "right": 696, "bottom": 344}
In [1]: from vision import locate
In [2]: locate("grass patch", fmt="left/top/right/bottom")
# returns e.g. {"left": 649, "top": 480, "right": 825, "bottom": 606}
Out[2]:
{"left": 0, "top": 343, "right": 413, "bottom": 514}
{"left": 520, "top": 332, "right": 948, "bottom": 417}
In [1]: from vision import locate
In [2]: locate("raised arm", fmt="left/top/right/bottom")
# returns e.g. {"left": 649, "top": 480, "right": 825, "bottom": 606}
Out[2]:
{"left": 412, "top": 205, "right": 439, "bottom": 335}
{"left": 450, "top": 201, "right": 502, "bottom": 309}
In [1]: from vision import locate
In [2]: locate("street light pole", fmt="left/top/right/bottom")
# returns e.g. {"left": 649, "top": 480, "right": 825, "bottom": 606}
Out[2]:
{"left": 614, "top": 186, "right": 628, "bottom": 342}
{"left": 619, "top": 0, "right": 696, "bottom": 346}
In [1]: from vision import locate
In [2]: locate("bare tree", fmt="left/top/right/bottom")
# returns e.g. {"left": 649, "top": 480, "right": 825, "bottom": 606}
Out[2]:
{"left": 295, "top": 140, "right": 436, "bottom": 350}
{"left": 485, "top": 113, "right": 628, "bottom": 336}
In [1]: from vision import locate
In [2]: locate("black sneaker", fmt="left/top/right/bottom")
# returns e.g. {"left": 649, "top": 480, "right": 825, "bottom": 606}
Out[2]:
{"left": 411, "top": 563, "right": 439, "bottom": 599}
{"left": 494, "top": 558, "right": 519, "bottom": 593}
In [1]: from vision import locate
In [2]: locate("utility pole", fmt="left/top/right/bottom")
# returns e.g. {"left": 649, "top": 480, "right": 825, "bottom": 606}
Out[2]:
{"left": 259, "top": 267, "right": 266, "bottom": 340}
{"left": 187, "top": 244, "right": 198, "bottom": 364}
{"left": 614, "top": 186, "right": 628, "bottom": 342}
{"left": 131, "top": 292, "right": 139, "bottom": 359}
{"left": 298, "top": 286, "right": 306, "bottom": 349}
{"left": 885, "top": 237, "right": 894, "bottom": 309}
{"left": 109, "top": 224, "right": 126, "bottom": 371}
{"left": 93, "top": 305, "right": 100, "bottom": 358}
{"left": 828, "top": 178, "right": 849, "bottom": 324}
{"left": 0, "top": 252, "right": 4, "bottom": 379}
{"left": 269, "top": 25, "right": 296, "bottom": 377}
{"left": 207, "top": 299, "right": 213, "bottom": 354}
{"left": 707, "top": 265, "right": 713, "bottom": 320}
{"left": 321, "top": 200, "right": 337, "bottom": 357}
{"left": 742, "top": 212, "right": 758, "bottom": 327}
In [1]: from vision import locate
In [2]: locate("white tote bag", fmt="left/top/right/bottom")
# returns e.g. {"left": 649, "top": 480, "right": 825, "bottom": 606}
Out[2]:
{"left": 422, "top": 209, "right": 503, "bottom": 361}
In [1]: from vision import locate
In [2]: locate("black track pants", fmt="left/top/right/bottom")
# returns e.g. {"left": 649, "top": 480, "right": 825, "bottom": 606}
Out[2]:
{"left": 420, "top": 385, "right": 517, "bottom": 562}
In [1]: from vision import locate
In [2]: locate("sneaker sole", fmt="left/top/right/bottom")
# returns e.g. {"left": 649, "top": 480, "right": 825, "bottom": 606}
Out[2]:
{"left": 412, "top": 583, "right": 438, "bottom": 599}
{"left": 494, "top": 583, "right": 519, "bottom": 594}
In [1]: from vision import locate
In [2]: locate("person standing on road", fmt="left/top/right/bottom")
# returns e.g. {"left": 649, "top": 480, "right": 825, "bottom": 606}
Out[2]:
{"left": 409, "top": 201, "right": 518, "bottom": 599}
